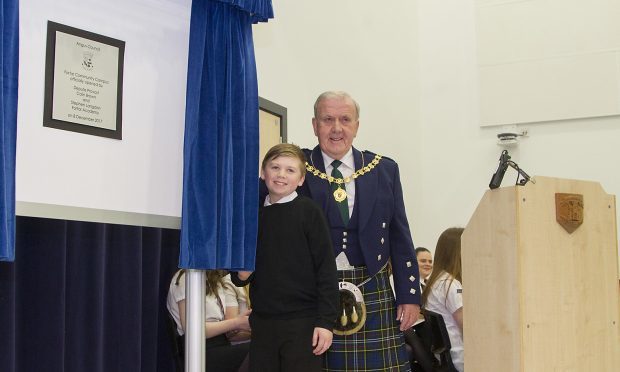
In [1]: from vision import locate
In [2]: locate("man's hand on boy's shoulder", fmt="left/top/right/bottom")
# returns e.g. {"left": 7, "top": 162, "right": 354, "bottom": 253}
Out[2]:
{"left": 237, "top": 271, "right": 252, "bottom": 281}
{"left": 312, "top": 327, "right": 333, "bottom": 355}
{"left": 230, "top": 271, "right": 253, "bottom": 286}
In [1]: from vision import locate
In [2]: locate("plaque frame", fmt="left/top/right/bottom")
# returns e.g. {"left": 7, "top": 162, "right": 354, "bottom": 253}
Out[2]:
{"left": 43, "top": 21, "right": 125, "bottom": 139}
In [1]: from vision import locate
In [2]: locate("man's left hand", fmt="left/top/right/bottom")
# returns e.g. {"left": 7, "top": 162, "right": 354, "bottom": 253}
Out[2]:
{"left": 396, "top": 304, "right": 420, "bottom": 331}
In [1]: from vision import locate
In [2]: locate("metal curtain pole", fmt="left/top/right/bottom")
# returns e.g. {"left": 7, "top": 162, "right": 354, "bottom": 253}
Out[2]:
{"left": 185, "top": 270, "right": 206, "bottom": 372}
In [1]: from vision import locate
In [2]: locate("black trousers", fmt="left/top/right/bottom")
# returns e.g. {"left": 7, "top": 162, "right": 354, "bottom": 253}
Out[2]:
{"left": 249, "top": 315, "right": 324, "bottom": 372}
{"left": 205, "top": 334, "right": 250, "bottom": 372}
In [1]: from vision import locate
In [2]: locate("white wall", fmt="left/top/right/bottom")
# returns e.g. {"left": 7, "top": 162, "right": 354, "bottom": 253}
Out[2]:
{"left": 15, "top": 0, "right": 620, "bottom": 267}
{"left": 477, "top": 0, "right": 620, "bottom": 126}
{"left": 416, "top": 0, "right": 620, "bottom": 264}
{"left": 253, "top": 0, "right": 423, "bottom": 236}
{"left": 17, "top": 0, "right": 190, "bottom": 221}
{"left": 254, "top": 0, "right": 620, "bottom": 268}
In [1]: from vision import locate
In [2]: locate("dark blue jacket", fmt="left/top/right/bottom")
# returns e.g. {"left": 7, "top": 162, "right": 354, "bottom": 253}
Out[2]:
{"left": 298, "top": 146, "right": 421, "bottom": 306}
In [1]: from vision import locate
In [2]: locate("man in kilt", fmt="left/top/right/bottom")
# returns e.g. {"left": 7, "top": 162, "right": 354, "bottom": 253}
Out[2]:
{"left": 298, "top": 91, "right": 422, "bottom": 371}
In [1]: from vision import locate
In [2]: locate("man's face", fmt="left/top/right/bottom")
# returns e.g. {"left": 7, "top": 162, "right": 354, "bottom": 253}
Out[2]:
{"left": 312, "top": 97, "right": 359, "bottom": 160}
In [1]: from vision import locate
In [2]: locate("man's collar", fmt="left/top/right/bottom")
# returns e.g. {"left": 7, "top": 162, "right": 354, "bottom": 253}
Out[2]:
{"left": 321, "top": 148, "right": 354, "bottom": 169}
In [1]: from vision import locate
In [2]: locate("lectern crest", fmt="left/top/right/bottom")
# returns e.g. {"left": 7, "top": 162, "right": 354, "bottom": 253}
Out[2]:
{"left": 555, "top": 193, "right": 584, "bottom": 234}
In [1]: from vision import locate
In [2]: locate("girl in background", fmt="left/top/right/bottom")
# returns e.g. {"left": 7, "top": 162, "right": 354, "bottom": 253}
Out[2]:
{"left": 167, "top": 270, "right": 250, "bottom": 372}
{"left": 422, "top": 228, "right": 464, "bottom": 372}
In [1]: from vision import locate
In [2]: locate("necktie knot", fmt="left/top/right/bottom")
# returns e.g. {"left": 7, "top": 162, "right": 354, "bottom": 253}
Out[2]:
{"left": 331, "top": 160, "right": 342, "bottom": 169}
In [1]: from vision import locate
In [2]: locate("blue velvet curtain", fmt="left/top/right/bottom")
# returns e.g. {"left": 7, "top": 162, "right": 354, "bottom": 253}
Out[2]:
{"left": 0, "top": 0, "right": 19, "bottom": 262}
{"left": 180, "top": 0, "right": 273, "bottom": 270}
{"left": 0, "top": 217, "right": 181, "bottom": 372}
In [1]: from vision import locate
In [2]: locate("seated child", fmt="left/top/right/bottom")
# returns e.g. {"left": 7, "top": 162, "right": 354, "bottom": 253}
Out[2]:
{"left": 422, "top": 228, "right": 464, "bottom": 372}
{"left": 167, "top": 269, "right": 250, "bottom": 372}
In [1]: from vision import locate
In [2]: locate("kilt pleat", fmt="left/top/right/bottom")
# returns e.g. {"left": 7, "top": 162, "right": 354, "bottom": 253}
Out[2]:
{"left": 324, "top": 266, "right": 410, "bottom": 371}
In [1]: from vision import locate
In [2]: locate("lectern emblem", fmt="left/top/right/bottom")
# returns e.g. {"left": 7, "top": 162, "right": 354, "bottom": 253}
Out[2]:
{"left": 555, "top": 193, "right": 584, "bottom": 234}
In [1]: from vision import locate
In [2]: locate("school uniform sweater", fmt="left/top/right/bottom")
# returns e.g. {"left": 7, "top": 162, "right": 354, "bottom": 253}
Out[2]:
{"left": 236, "top": 196, "right": 339, "bottom": 330}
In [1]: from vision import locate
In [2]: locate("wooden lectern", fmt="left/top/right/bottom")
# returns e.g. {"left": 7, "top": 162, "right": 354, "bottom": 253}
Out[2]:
{"left": 462, "top": 176, "right": 620, "bottom": 371}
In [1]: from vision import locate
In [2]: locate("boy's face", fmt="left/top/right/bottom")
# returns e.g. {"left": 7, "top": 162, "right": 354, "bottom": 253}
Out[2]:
{"left": 261, "top": 155, "right": 305, "bottom": 203}
{"left": 416, "top": 251, "right": 433, "bottom": 279}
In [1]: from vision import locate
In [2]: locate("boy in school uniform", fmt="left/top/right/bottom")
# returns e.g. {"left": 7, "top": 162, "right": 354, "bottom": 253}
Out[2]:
{"left": 232, "top": 143, "right": 339, "bottom": 372}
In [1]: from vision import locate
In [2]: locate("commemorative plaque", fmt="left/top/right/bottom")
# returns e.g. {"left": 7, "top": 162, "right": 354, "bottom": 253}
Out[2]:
{"left": 43, "top": 21, "right": 125, "bottom": 139}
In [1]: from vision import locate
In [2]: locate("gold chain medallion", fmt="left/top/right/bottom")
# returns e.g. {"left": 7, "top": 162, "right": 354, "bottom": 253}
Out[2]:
{"left": 333, "top": 187, "right": 347, "bottom": 203}
{"left": 306, "top": 154, "right": 382, "bottom": 202}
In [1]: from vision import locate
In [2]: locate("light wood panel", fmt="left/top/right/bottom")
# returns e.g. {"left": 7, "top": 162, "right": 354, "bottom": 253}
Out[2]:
{"left": 462, "top": 186, "right": 522, "bottom": 371}
{"left": 463, "top": 177, "right": 620, "bottom": 371}
{"left": 258, "top": 109, "right": 281, "bottom": 173}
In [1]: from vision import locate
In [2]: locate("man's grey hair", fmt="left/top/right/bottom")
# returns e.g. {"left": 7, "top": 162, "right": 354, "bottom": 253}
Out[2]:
{"left": 313, "top": 91, "right": 360, "bottom": 119}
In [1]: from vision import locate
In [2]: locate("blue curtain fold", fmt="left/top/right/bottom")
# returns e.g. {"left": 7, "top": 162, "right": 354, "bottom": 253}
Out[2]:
{"left": 0, "top": 217, "right": 181, "bottom": 372}
{"left": 180, "top": 0, "right": 273, "bottom": 270}
{"left": 0, "top": 0, "right": 19, "bottom": 262}
{"left": 214, "top": 0, "right": 274, "bottom": 22}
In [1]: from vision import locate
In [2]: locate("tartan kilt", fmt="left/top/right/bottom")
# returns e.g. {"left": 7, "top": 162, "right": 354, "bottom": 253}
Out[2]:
{"left": 324, "top": 266, "right": 410, "bottom": 371}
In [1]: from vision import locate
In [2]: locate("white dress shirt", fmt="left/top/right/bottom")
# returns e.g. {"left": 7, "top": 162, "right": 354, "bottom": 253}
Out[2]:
{"left": 321, "top": 149, "right": 357, "bottom": 270}
{"left": 264, "top": 191, "right": 298, "bottom": 206}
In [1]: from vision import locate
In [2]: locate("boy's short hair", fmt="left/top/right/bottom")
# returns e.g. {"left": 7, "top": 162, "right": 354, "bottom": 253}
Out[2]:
{"left": 261, "top": 143, "right": 307, "bottom": 177}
